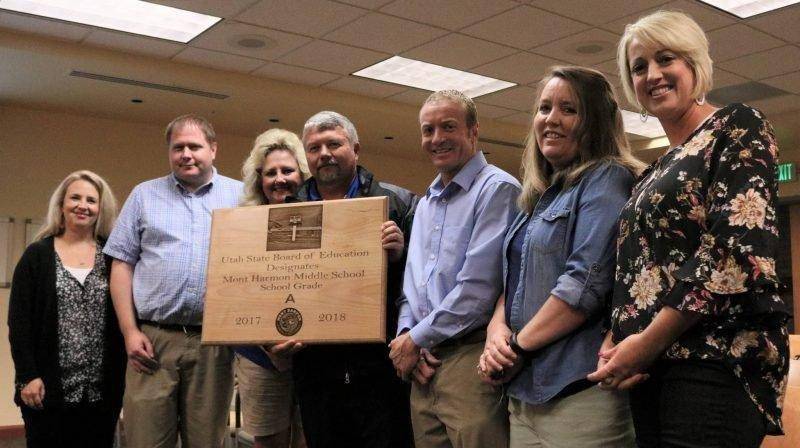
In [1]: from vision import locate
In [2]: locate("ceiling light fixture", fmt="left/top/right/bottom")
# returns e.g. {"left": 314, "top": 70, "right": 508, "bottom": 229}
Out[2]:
{"left": 620, "top": 110, "right": 666, "bottom": 138}
{"left": 0, "top": 0, "right": 221, "bottom": 43}
{"left": 698, "top": 0, "right": 800, "bottom": 18}
{"left": 353, "top": 56, "right": 516, "bottom": 98}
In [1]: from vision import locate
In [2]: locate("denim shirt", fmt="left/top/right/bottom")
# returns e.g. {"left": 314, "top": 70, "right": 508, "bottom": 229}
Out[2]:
{"left": 503, "top": 161, "right": 634, "bottom": 405}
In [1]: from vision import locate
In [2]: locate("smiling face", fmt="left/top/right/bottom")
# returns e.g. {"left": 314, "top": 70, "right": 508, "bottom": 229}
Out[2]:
{"left": 533, "top": 77, "right": 580, "bottom": 169}
{"left": 260, "top": 149, "right": 303, "bottom": 204}
{"left": 627, "top": 37, "right": 697, "bottom": 122}
{"left": 303, "top": 126, "right": 359, "bottom": 189}
{"left": 168, "top": 123, "right": 217, "bottom": 191}
{"left": 61, "top": 179, "right": 100, "bottom": 233}
{"left": 419, "top": 100, "right": 478, "bottom": 184}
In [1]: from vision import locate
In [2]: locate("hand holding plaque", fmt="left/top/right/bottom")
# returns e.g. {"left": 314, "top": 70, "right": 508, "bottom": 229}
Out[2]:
{"left": 202, "top": 197, "right": 388, "bottom": 345}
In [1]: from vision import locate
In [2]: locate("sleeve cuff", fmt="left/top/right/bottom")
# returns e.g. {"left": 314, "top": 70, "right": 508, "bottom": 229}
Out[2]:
{"left": 409, "top": 324, "right": 444, "bottom": 350}
{"left": 102, "top": 246, "right": 137, "bottom": 265}
{"left": 550, "top": 271, "right": 602, "bottom": 316}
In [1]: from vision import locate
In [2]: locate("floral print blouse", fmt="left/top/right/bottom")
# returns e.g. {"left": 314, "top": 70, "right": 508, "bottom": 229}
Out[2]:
{"left": 610, "top": 104, "right": 790, "bottom": 434}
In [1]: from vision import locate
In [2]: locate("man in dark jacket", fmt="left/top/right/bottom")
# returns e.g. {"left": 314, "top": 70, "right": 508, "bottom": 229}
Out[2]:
{"left": 287, "top": 110, "right": 416, "bottom": 447}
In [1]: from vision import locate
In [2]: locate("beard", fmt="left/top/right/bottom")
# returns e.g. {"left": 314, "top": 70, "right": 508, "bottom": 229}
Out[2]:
{"left": 315, "top": 163, "right": 343, "bottom": 185}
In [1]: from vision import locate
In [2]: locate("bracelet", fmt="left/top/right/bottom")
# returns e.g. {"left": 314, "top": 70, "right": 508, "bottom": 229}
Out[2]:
{"left": 509, "top": 331, "right": 531, "bottom": 358}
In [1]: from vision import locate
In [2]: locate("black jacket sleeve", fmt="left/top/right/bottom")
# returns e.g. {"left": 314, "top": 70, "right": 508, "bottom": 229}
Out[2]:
{"left": 8, "top": 244, "right": 41, "bottom": 387}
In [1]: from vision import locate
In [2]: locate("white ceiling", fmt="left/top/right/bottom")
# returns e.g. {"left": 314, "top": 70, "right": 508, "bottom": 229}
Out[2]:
{"left": 1, "top": 0, "right": 799, "bottom": 145}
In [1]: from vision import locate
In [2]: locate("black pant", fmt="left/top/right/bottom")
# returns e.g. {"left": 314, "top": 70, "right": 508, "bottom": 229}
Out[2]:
{"left": 295, "top": 372, "right": 412, "bottom": 448}
{"left": 20, "top": 402, "right": 120, "bottom": 448}
{"left": 630, "top": 360, "right": 766, "bottom": 448}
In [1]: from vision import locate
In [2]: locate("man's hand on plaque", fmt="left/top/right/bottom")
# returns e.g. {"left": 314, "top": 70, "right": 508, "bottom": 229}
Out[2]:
{"left": 381, "top": 221, "right": 404, "bottom": 263}
{"left": 264, "top": 340, "right": 304, "bottom": 356}
{"left": 261, "top": 340, "right": 303, "bottom": 372}
{"left": 388, "top": 331, "right": 420, "bottom": 379}
{"left": 412, "top": 349, "right": 442, "bottom": 385}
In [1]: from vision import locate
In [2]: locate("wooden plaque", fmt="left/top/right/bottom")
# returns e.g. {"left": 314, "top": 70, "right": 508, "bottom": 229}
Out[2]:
{"left": 202, "top": 197, "right": 388, "bottom": 345}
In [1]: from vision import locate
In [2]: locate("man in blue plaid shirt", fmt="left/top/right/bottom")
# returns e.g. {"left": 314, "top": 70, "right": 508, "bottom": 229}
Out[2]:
{"left": 104, "top": 114, "right": 242, "bottom": 448}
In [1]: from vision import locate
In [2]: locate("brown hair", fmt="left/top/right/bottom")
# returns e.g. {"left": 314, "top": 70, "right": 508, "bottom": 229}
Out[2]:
{"left": 518, "top": 66, "right": 645, "bottom": 213}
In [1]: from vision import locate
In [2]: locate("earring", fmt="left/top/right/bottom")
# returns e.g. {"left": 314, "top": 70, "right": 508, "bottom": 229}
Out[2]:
{"left": 639, "top": 108, "right": 648, "bottom": 122}
{"left": 695, "top": 96, "right": 706, "bottom": 105}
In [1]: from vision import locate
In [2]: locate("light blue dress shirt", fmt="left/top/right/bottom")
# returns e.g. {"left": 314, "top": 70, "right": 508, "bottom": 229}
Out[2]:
{"left": 398, "top": 152, "right": 520, "bottom": 348}
{"left": 103, "top": 169, "right": 243, "bottom": 326}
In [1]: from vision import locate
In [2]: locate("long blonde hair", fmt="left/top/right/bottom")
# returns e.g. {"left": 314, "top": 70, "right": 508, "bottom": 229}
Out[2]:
{"left": 241, "top": 129, "right": 311, "bottom": 206}
{"left": 35, "top": 170, "right": 118, "bottom": 241}
{"left": 518, "top": 66, "right": 645, "bottom": 214}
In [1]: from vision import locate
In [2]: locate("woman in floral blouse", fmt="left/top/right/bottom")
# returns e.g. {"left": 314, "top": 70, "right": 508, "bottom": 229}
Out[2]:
{"left": 9, "top": 171, "right": 125, "bottom": 447}
{"left": 588, "top": 10, "right": 790, "bottom": 447}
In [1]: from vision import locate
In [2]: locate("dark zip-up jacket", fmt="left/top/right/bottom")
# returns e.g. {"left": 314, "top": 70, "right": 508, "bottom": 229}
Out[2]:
{"left": 291, "top": 166, "right": 417, "bottom": 385}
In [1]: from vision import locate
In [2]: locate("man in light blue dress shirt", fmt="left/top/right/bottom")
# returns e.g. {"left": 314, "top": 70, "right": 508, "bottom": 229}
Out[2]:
{"left": 104, "top": 115, "right": 243, "bottom": 448}
{"left": 389, "top": 91, "right": 520, "bottom": 448}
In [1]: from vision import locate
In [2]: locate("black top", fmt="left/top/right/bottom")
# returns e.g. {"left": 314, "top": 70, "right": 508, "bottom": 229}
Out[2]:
{"left": 610, "top": 104, "right": 790, "bottom": 434}
{"left": 7, "top": 236, "right": 126, "bottom": 409}
{"left": 291, "top": 165, "right": 418, "bottom": 385}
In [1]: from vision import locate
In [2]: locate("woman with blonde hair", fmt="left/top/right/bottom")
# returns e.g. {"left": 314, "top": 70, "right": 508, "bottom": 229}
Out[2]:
{"left": 479, "top": 66, "right": 643, "bottom": 447}
{"left": 588, "top": 10, "right": 790, "bottom": 447}
{"left": 9, "top": 170, "right": 126, "bottom": 447}
{"left": 236, "top": 128, "right": 310, "bottom": 448}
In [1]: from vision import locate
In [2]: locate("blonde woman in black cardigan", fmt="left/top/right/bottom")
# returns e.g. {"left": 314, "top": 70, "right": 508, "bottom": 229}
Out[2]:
{"left": 8, "top": 170, "right": 126, "bottom": 448}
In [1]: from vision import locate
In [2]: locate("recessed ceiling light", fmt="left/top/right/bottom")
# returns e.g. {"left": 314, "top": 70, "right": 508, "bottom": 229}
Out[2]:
{"left": 698, "top": 0, "right": 800, "bottom": 18}
{"left": 0, "top": 0, "right": 221, "bottom": 43}
{"left": 229, "top": 34, "right": 275, "bottom": 50}
{"left": 620, "top": 109, "right": 666, "bottom": 139}
{"left": 353, "top": 56, "right": 516, "bottom": 98}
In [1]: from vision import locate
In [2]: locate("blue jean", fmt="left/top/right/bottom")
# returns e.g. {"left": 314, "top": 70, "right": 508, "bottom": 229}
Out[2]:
{"left": 630, "top": 360, "right": 766, "bottom": 448}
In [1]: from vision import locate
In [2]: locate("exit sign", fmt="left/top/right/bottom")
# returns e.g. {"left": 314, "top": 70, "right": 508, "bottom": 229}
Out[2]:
{"left": 779, "top": 163, "right": 795, "bottom": 183}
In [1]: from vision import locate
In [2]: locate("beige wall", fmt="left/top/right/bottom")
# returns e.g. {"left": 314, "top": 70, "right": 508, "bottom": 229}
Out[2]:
{"left": 2, "top": 100, "right": 799, "bottom": 426}
{"left": 0, "top": 103, "right": 444, "bottom": 426}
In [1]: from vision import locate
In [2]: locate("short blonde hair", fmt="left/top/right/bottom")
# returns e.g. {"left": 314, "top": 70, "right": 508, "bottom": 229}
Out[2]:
{"left": 241, "top": 129, "right": 311, "bottom": 206}
{"left": 35, "top": 170, "right": 118, "bottom": 241}
{"left": 617, "top": 10, "right": 713, "bottom": 109}
{"left": 422, "top": 90, "right": 478, "bottom": 128}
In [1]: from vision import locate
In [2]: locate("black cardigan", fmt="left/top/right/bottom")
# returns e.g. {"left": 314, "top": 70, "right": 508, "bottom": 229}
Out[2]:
{"left": 7, "top": 236, "right": 126, "bottom": 408}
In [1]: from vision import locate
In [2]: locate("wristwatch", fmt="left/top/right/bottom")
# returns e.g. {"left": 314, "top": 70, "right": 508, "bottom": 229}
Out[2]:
{"left": 509, "top": 331, "right": 534, "bottom": 360}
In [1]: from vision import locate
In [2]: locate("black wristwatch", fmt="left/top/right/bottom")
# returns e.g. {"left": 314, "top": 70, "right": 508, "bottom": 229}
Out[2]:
{"left": 510, "top": 331, "right": 534, "bottom": 360}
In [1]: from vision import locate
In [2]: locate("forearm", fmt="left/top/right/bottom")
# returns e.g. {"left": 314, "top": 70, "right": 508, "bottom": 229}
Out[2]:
{"left": 639, "top": 306, "right": 700, "bottom": 354}
{"left": 110, "top": 260, "right": 139, "bottom": 336}
{"left": 516, "top": 295, "right": 587, "bottom": 352}
{"left": 487, "top": 294, "right": 508, "bottom": 333}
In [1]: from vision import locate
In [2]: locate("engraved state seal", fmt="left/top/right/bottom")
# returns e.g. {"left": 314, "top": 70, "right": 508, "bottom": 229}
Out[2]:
{"left": 275, "top": 308, "right": 302, "bottom": 336}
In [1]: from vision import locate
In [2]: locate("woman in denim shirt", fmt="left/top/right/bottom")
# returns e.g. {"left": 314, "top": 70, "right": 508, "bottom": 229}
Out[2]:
{"left": 479, "top": 66, "right": 644, "bottom": 447}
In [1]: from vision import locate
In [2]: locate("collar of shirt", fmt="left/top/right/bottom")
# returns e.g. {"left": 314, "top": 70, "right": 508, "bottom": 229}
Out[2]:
{"left": 170, "top": 167, "right": 217, "bottom": 195}
{"left": 426, "top": 151, "right": 487, "bottom": 198}
{"left": 307, "top": 172, "right": 361, "bottom": 201}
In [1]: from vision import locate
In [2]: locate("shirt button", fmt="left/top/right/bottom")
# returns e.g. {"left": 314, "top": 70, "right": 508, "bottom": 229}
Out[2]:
{"left": 434, "top": 225, "right": 440, "bottom": 231}
{"left": 429, "top": 254, "right": 435, "bottom": 260}
{"left": 441, "top": 198, "right": 447, "bottom": 204}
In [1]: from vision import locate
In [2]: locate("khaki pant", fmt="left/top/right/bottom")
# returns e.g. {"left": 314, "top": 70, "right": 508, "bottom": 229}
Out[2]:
{"left": 122, "top": 323, "right": 234, "bottom": 448}
{"left": 410, "top": 340, "right": 508, "bottom": 448}
{"left": 509, "top": 386, "right": 635, "bottom": 448}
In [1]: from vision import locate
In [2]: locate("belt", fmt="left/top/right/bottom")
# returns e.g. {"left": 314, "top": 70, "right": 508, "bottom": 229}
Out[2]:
{"left": 434, "top": 328, "right": 487, "bottom": 350}
{"left": 140, "top": 320, "right": 202, "bottom": 334}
